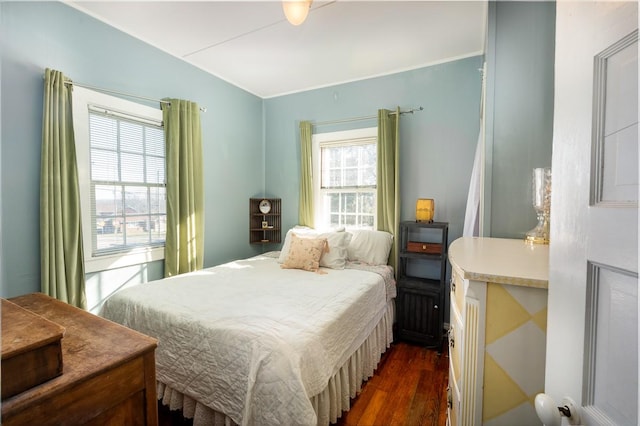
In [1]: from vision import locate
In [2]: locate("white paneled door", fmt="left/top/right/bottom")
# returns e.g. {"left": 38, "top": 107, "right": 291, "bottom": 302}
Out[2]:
{"left": 546, "top": 1, "right": 638, "bottom": 426}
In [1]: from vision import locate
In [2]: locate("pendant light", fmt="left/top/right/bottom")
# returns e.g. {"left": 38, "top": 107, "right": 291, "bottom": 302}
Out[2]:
{"left": 283, "top": 0, "right": 313, "bottom": 26}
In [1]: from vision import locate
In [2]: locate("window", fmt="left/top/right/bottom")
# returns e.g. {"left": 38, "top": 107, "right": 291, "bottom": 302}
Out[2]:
{"left": 312, "top": 127, "right": 377, "bottom": 229}
{"left": 72, "top": 87, "right": 166, "bottom": 273}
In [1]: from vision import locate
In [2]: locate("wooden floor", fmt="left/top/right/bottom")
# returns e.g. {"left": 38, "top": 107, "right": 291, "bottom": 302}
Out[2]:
{"left": 159, "top": 341, "right": 449, "bottom": 426}
{"left": 335, "top": 342, "right": 449, "bottom": 426}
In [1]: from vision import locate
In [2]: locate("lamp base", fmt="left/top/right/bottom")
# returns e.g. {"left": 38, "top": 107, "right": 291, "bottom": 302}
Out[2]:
{"left": 525, "top": 222, "right": 549, "bottom": 245}
{"left": 525, "top": 234, "right": 549, "bottom": 245}
{"left": 525, "top": 211, "right": 549, "bottom": 245}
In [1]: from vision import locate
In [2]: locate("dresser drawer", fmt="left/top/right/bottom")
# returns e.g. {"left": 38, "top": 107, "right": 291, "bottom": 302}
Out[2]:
{"left": 449, "top": 314, "right": 462, "bottom": 385}
{"left": 448, "top": 358, "right": 461, "bottom": 426}
{"left": 406, "top": 241, "right": 442, "bottom": 254}
{"left": 451, "top": 269, "right": 465, "bottom": 315}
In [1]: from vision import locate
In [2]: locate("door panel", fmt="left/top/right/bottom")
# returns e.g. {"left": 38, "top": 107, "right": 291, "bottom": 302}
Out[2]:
{"left": 546, "top": 2, "right": 638, "bottom": 425}
{"left": 593, "top": 31, "right": 639, "bottom": 205}
{"left": 584, "top": 263, "right": 638, "bottom": 425}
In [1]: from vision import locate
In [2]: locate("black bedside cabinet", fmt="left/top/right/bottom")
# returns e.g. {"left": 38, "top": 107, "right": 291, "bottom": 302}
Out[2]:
{"left": 396, "top": 221, "right": 448, "bottom": 348}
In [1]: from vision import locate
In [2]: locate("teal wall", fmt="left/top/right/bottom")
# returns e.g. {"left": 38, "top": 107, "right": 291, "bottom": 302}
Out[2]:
{"left": 1, "top": 2, "right": 265, "bottom": 309}
{"left": 483, "top": 1, "right": 555, "bottom": 238}
{"left": 264, "top": 56, "right": 483, "bottom": 248}
{"left": 2, "top": 1, "right": 551, "bottom": 313}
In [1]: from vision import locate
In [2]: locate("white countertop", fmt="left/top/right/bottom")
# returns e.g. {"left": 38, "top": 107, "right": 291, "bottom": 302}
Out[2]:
{"left": 448, "top": 237, "right": 549, "bottom": 289}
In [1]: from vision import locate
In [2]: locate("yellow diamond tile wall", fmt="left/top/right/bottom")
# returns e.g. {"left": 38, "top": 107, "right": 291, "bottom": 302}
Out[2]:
{"left": 482, "top": 282, "right": 548, "bottom": 426}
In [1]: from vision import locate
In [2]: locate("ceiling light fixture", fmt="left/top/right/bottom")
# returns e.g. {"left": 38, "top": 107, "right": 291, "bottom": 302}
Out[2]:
{"left": 283, "top": 0, "right": 313, "bottom": 26}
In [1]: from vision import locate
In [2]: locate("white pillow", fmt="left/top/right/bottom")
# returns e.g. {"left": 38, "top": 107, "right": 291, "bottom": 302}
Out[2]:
{"left": 317, "top": 231, "right": 351, "bottom": 269}
{"left": 278, "top": 226, "right": 351, "bottom": 269}
{"left": 347, "top": 230, "right": 394, "bottom": 265}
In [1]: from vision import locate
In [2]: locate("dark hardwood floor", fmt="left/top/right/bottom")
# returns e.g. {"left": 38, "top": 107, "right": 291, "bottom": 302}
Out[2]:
{"left": 335, "top": 341, "right": 449, "bottom": 426}
{"left": 159, "top": 341, "right": 449, "bottom": 426}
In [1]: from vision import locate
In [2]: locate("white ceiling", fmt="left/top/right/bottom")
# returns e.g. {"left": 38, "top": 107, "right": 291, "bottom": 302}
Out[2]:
{"left": 68, "top": 1, "right": 487, "bottom": 98}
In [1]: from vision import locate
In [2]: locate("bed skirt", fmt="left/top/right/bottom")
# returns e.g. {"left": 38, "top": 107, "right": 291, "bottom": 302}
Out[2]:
{"left": 157, "top": 299, "right": 395, "bottom": 426}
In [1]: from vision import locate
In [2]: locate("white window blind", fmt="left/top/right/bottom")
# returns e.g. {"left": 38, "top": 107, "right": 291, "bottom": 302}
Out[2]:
{"left": 320, "top": 141, "right": 376, "bottom": 189}
{"left": 88, "top": 107, "right": 166, "bottom": 256}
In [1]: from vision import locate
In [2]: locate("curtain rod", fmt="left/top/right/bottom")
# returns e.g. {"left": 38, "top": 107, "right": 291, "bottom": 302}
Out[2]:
{"left": 62, "top": 80, "right": 208, "bottom": 112}
{"left": 312, "top": 106, "right": 423, "bottom": 127}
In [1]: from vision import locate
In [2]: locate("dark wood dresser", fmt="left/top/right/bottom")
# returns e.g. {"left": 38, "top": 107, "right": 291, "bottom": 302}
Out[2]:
{"left": 1, "top": 293, "right": 158, "bottom": 425}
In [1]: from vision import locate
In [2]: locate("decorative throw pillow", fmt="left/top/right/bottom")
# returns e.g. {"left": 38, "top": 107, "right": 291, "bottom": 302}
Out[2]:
{"left": 278, "top": 226, "right": 350, "bottom": 269}
{"left": 347, "top": 230, "right": 394, "bottom": 265}
{"left": 281, "top": 234, "right": 328, "bottom": 272}
{"left": 278, "top": 226, "right": 315, "bottom": 263}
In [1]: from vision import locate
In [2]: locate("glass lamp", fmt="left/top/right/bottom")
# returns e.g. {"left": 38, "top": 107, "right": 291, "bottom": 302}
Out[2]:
{"left": 282, "top": 1, "right": 312, "bottom": 26}
{"left": 525, "top": 168, "right": 551, "bottom": 244}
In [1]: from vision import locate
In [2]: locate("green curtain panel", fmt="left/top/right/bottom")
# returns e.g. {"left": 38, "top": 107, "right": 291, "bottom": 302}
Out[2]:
{"left": 162, "top": 99, "right": 204, "bottom": 277}
{"left": 377, "top": 108, "right": 401, "bottom": 273}
{"left": 298, "top": 121, "right": 314, "bottom": 227}
{"left": 40, "top": 68, "right": 86, "bottom": 309}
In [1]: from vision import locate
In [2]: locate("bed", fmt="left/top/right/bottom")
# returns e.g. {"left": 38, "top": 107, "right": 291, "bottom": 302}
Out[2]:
{"left": 100, "top": 228, "right": 396, "bottom": 426}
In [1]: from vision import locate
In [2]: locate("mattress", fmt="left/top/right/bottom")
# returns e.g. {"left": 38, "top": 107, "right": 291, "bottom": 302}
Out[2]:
{"left": 100, "top": 253, "right": 396, "bottom": 425}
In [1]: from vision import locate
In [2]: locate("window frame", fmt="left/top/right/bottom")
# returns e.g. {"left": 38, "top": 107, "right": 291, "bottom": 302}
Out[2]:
{"left": 72, "top": 87, "right": 165, "bottom": 273}
{"left": 312, "top": 127, "right": 378, "bottom": 230}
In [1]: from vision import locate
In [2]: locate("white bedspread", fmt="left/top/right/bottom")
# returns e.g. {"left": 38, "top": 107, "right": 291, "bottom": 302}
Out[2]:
{"left": 100, "top": 254, "right": 394, "bottom": 426}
